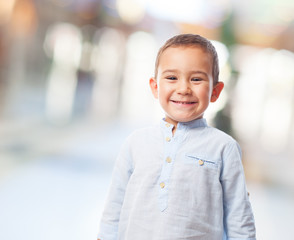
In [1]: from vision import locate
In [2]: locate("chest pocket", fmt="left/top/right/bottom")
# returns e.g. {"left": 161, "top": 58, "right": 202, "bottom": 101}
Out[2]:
{"left": 184, "top": 154, "right": 219, "bottom": 170}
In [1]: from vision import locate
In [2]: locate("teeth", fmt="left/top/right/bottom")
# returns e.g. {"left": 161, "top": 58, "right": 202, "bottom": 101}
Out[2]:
{"left": 173, "top": 101, "right": 195, "bottom": 104}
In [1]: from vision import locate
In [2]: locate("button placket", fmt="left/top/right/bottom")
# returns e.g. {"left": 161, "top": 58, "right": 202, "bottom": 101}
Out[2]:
{"left": 158, "top": 126, "right": 175, "bottom": 212}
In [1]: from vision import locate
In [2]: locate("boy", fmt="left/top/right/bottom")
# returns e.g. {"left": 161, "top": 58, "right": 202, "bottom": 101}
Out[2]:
{"left": 97, "top": 34, "right": 256, "bottom": 240}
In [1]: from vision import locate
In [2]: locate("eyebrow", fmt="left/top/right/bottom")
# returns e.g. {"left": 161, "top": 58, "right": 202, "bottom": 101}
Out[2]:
{"left": 162, "top": 69, "right": 209, "bottom": 77}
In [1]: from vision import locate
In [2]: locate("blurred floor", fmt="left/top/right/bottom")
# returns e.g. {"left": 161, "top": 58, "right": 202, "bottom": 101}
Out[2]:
{"left": 248, "top": 182, "right": 294, "bottom": 240}
{"left": 0, "top": 117, "right": 133, "bottom": 240}
{"left": 0, "top": 118, "right": 294, "bottom": 240}
{"left": 0, "top": 159, "right": 111, "bottom": 240}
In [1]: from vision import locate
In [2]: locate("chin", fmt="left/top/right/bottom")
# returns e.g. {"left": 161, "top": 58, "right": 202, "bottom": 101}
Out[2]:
{"left": 175, "top": 118, "right": 194, "bottom": 123}
{"left": 179, "top": 116, "right": 203, "bottom": 123}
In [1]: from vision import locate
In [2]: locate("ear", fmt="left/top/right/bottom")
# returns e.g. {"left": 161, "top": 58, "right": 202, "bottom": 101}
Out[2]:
{"left": 210, "top": 81, "right": 224, "bottom": 102}
{"left": 149, "top": 77, "right": 158, "bottom": 99}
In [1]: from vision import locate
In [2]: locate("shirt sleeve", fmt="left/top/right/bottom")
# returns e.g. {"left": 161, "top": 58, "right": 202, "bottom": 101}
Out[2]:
{"left": 220, "top": 141, "right": 256, "bottom": 240}
{"left": 97, "top": 136, "right": 133, "bottom": 240}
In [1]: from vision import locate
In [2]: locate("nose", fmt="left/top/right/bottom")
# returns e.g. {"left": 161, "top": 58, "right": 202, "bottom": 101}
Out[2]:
{"left": 177, "top": 80, "right": 192, "bottom": 95}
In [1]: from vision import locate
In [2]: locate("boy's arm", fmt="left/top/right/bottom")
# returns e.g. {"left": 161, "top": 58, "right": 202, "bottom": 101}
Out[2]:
{"left": 97, "top": 138, "right": 133, "bottom": 240}
{"left": 220, "top": 141, "right": 256, "bottom": 240}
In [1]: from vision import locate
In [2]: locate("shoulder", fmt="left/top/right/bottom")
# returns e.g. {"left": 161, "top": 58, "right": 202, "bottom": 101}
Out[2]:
{"left": 207, "top": 126, "right": 243, "bottom": 156}
{"left": 208, "top": 126, "right": 236, "bottom": 141}
{"left": 196, "top": 125, "right": 242, "bottom": 156}
{"left": 195, "top": 124, "right": 238, "bottom": 145}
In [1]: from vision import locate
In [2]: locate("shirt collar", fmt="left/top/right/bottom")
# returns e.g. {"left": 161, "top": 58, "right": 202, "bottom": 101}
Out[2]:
{"left": 160, "top": 118, "right": 207, "bottom": 131}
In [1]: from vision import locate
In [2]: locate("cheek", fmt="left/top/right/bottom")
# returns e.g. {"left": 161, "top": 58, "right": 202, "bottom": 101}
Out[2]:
{"left": 196, "top": 86, "right": 211, "bottom": 98}
{"left": 158, "top": 84, "right": 171, "bottom": 97}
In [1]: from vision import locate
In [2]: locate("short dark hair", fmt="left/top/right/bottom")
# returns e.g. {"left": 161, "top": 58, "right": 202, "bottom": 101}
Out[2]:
{"left": 154, "top": 34, "right": 219, "bottom": 85}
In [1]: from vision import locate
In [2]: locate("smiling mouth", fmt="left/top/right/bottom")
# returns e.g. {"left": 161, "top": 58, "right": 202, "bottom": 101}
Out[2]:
{"left": 171, "top": 100, "right": 197, "bottom": 105}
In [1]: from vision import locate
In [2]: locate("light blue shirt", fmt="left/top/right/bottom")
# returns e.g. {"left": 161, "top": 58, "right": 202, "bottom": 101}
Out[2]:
{"left": 98, "top": 118, "right": 256, "bottom": 240}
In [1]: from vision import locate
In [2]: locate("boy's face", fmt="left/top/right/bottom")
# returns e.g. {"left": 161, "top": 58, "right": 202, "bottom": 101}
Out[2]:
{"left": 150, "top": 46, "right": 224, "bottom": 126}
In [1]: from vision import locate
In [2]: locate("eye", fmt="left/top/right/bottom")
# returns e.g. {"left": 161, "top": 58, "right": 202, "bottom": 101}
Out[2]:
{"left": 166, "top": 76, "right": 177, "bottom": 80}
{"left": 191, "top": 77, "right": 202, "bottom": 82}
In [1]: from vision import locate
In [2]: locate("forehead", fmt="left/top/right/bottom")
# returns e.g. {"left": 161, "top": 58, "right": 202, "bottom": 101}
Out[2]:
{"left": 158, "top": 46, "right": 213, "bottom": 72}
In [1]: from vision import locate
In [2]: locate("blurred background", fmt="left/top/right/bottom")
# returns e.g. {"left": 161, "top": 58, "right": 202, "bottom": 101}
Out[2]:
{"left": 0, "top": 0, "right": 294, "bottom": 239}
